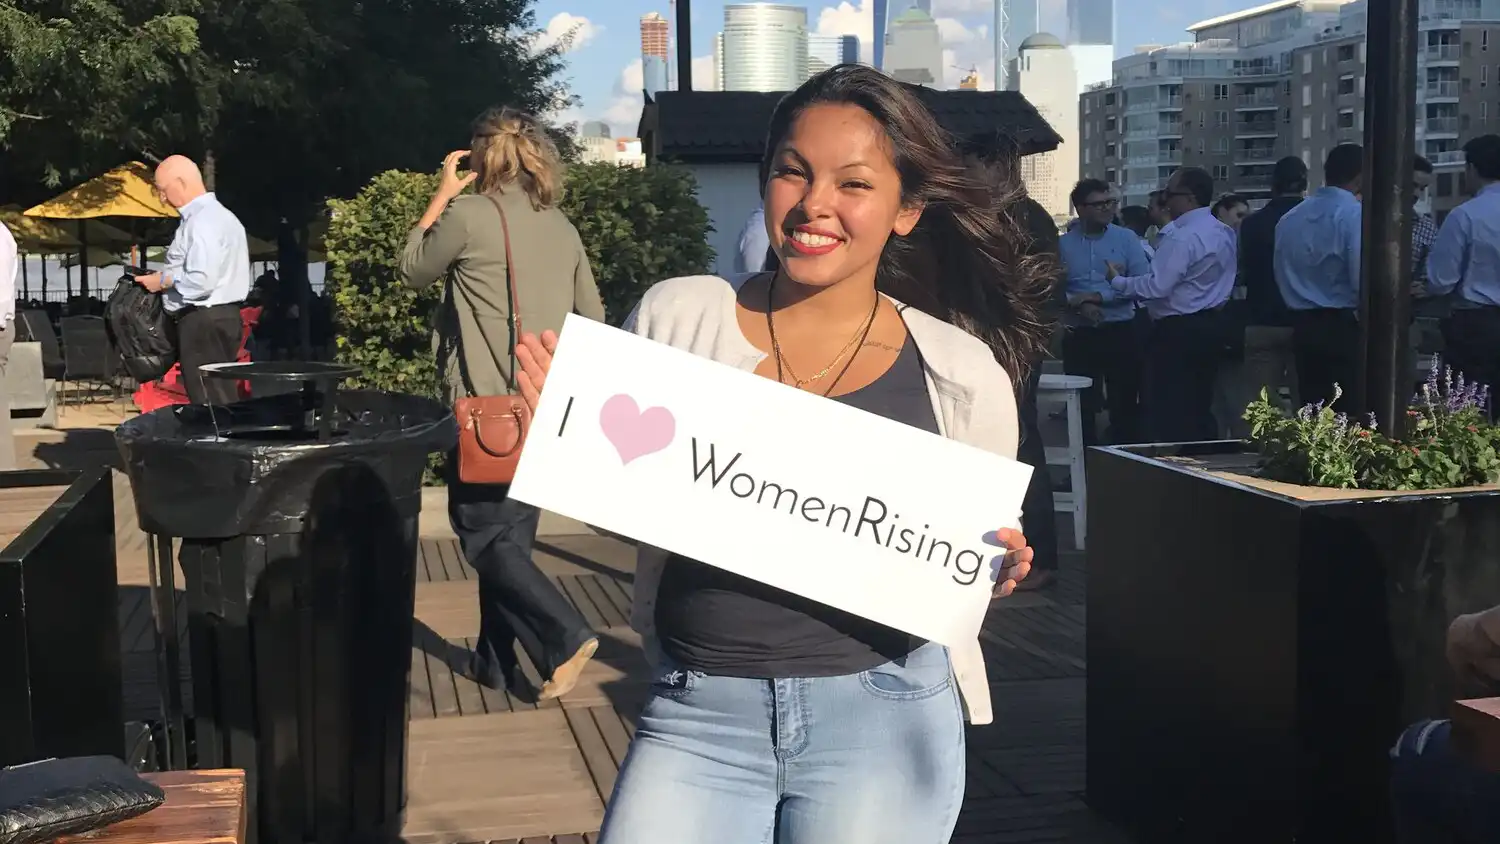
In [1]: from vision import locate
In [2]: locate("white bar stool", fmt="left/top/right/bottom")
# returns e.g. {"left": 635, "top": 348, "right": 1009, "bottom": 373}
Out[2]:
{"left": 1036, "top": 373, "right": 1093, "bottom": 551}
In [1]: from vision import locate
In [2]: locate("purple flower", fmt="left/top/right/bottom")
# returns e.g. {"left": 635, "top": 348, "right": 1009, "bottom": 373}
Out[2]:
{"left": 1367, "top": 412, "right": 1379, "bottom": 430}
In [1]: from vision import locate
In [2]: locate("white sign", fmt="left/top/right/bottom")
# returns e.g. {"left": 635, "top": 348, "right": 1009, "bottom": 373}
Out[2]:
{"left": 508, "top": 314, "right": 1034, "bottom": 648}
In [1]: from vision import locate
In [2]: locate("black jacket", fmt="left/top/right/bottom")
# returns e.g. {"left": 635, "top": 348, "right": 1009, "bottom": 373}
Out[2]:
{"left": 1238, "top": 196, "right": 1302, "bottom": 327}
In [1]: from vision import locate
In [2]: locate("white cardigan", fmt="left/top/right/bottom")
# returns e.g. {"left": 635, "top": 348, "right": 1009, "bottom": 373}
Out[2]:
{"left": 620, "top": 274, "right": 1021, "bottom": 725}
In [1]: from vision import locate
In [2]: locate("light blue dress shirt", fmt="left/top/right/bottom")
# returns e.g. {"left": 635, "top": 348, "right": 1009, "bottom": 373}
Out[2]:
{"left": 1425, "top": 182, "right": 1500, "bottom": 309}
{"left": 162, "top": 192, "right": 252, "bottom": 313}
{"left": 735, "top": 204, "right": 770, "bottom": 274}
{"left": 1272, "top": 186, "right": 1362, "bottom": 311}
{"left": 1059, "top": 223, "right": 1150, "bottom": 323}
{"left": 1110, "top": 207, "right": 1237, "bottom": 320}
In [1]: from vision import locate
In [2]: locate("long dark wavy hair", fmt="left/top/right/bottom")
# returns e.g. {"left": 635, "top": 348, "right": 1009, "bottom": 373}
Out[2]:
{"left": 759, "top": 64, "right": 1053, "bottom": 386}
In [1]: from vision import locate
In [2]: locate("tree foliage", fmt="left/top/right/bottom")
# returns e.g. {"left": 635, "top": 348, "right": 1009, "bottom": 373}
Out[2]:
{"left": 1, "top": 0, "right": 580, "bottom": 233}
{"left": 560, "top": 163, "right": 716, "bottom": 324}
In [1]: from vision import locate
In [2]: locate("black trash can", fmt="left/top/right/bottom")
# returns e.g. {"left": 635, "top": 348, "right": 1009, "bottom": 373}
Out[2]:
{"left": 116, "top": 363, "right": 456, "bottom": 844}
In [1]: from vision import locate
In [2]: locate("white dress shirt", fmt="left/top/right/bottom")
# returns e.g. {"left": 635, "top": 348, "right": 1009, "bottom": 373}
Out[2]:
{"left": 735, "top": 204, "right": 770, "bottom": 274}
{"left": 0, "top": 222, "right": 16, "bottom": 326}
{"left": 162, "top": 192, "right": 251, "bottom": 313}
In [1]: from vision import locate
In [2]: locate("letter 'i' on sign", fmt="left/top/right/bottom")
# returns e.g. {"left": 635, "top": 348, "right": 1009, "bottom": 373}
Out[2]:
{"left": 507, "top": 314, "right": 1034, "bottom": 649}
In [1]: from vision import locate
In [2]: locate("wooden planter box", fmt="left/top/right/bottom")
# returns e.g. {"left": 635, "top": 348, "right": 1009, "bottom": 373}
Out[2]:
{"left": 0, "top": 467, "right": 121, "bottom": 767}
{"left": 1085, "top": 441, "right": 1500, "bottom": 844}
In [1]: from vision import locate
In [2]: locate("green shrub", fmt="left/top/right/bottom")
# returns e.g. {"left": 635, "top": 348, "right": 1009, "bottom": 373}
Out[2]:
{"left": 324, "top": 170, "right": 445, "bottom": 397}
{"left": 559, "top": 162, "right": 716, "bottom": 324}
{"left": 324, "top": 164, "right": 715, "bottom": 481}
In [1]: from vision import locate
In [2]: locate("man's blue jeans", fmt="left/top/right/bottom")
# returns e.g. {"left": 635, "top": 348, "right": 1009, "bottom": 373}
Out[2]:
{"left": 598, "top": 641, "right": 966, "bottom": 843}
{"left": 1390, "top": 718, "right": 1500, "bottom": 842}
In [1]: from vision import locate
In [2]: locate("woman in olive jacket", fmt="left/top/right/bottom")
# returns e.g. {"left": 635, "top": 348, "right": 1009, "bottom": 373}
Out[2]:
{"left": 401, "top": 106, "right": 606, "bottom": 701}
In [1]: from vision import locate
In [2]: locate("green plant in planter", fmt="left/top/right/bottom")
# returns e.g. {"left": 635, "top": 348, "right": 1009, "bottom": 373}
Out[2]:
{"left": 1245, "top": 358, "right": 1500, "bottom": 491}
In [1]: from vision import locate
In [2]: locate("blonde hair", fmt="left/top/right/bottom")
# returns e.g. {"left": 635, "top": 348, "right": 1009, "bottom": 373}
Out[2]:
{"left": 470, "top": 107, "right": 563, "bottom": 210}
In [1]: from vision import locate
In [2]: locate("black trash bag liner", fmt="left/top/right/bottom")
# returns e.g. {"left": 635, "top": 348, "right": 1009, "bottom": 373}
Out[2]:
{"left": 116, "top": 389, "right": 457, "bottom": 538}
{"left": 104, "top": 274, "right": 176, "bottom": 382}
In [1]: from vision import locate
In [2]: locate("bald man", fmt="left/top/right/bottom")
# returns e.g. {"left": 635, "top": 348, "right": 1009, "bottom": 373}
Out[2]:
{"left": 135, "top": 156, "right": 251, "bottom": 405}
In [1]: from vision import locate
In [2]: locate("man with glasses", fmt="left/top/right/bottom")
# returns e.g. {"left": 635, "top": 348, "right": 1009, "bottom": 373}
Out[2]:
{"left": 1108, "top": 167, "right": 1238, "bottom": 442}
{"left": 134, "top": 155, "right": 251, "bottom": 406}
{"left": 1059, "top": 178, "right": 1150, "bottom": 444}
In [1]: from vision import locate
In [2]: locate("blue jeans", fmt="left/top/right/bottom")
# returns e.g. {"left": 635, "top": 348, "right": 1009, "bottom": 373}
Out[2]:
{"left": 1390, "top": 718, "right": 1500, "bottom": 843}
{"left": 598, "top": 641, "right": 966, "bottom": 844}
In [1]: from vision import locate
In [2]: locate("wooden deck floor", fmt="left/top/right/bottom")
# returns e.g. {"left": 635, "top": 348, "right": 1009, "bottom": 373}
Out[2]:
{"left": 111, "top": 473, "right": 1127, "bottom": 843}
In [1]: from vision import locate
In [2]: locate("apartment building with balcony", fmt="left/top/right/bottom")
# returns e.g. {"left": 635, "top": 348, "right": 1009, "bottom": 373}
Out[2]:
{"left": 1079, "top": 0, "right": 1500, "bottom": 219}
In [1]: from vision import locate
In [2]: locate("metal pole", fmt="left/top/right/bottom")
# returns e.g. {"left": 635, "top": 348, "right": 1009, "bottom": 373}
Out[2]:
{"left": 676, "top": 0, "right": 692, "bottom": 92}
{"left": 1359, "top": 0, "right": 1418, "bottom": 437}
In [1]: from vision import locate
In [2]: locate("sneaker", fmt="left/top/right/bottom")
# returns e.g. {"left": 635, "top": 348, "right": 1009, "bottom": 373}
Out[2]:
{"left": 538, "top": 637, "right": 599, "bottom": 701}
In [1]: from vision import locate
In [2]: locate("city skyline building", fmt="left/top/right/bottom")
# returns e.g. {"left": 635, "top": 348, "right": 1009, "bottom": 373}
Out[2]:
{"left": 641, "top": 12, "right": 670, "bottom": 98}
{"left": 1008, "top": 33, "right": 1080, "bottom": 219}
{"left": 721, "top": 3, "right": 810, "bottom": 91}
{"left": 873, "top": 0, "right": 888, "bottom": 71}
{"left": 1076, "top": 0, "right": 1500, "bottom": 221}
{"left": 885, "top": 7, "right": 943, "bottom": 86}
{"left": 808, "top": 33, "right": 859, "bottom": 75}
{"left": 1067, "top": 0, "right": 1115, "bottom": 46}
{"left": 996, "top": 0, "right": 1041, "bottom": 89}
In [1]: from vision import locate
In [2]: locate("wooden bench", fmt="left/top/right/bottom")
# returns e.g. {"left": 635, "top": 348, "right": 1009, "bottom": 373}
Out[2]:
{"left": 1451, "top": 696, "right": 1500, "bottom": 773}
{"left": 60, "top": 770, "right": 246, "bottom": 844}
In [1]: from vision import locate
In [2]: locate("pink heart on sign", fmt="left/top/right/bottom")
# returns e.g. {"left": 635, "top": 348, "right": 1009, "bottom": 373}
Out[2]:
{"left": 599, "top": 394, "right": 676, "bottom": 465}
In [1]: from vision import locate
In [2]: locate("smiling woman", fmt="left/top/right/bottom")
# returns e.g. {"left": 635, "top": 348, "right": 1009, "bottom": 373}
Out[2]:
{"left": 509, "top": 63, "right": 1048, "bottom": 844}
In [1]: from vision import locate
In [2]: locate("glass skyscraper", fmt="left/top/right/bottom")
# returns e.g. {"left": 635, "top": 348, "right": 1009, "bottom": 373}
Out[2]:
{"left": 721, "top": 4, "right": 810, "bottom": 91}
{"left": 1066, "top": 0, "right": 1114, "bottom": 46}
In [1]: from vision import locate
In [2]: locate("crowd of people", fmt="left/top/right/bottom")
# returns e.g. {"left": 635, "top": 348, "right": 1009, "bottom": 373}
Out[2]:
{"left": 1053, "top": 134, "right": 1500, "bottom": 451}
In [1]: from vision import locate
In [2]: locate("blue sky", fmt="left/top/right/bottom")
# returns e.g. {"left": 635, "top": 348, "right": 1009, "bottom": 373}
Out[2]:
{"left": 535, "top": 0, "right": 1246, "bottom": 132}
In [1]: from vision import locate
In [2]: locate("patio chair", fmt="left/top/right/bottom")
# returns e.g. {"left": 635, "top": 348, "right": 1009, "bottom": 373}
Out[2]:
{"left": 17, "top": 309, "right": 65, "bottom": 380}
{"left": 59, "top": 315, "right": 122, "bottom": 408}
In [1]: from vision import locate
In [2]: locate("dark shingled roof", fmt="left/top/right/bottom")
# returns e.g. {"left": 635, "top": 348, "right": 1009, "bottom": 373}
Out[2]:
{"left": 638, "top": 87, "right": 1063, "bottom": 164}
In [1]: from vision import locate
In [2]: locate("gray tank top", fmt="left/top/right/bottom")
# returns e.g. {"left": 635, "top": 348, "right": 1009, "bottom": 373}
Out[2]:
{"left": 655, "top": 330, "right": 942, "bottom": 678}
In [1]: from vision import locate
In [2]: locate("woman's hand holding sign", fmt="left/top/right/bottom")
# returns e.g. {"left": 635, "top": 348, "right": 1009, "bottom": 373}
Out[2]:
{"left": 516, "top": 330, "right": 559, "bottom": 413}
{"left": 992, "top": 527, "right": 1033, "bottom": 598}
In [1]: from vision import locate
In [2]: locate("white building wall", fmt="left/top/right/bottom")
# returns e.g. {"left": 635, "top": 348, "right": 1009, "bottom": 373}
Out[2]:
{"left": 684, "top": 163, "right": 763, "bottom": 275}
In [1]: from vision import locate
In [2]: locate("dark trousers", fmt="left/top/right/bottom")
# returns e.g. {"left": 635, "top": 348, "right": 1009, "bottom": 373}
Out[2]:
{"left": 172, "top": 304, "right": 243, "bottom": 405}
{"left": 1291, "top": 308, "right": 1361, "bottom": 410}
{"left": 1143, "top": 310, "right": 1223, "bottom": 443}
{"left": 1441, "top": 308, "right": 1500, "bottom": 419}
{"left": 447, "top": 475, "right": 595, "bottom": 686}
{"left": 1061, "top": 316, "right": 1147, "bottom": 445}
{"left": 1016, "top": 366, "right": 1058, "bottom": 571}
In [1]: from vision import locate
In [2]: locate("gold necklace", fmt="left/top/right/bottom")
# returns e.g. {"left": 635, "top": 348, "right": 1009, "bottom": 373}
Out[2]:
{"left": 766, "top": 275, "right": 881, "bottom": 391}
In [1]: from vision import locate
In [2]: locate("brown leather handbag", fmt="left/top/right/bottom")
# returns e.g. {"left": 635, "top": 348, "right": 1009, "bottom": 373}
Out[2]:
{"left": 453, "top": 195, "right": 530, "bottom": 485}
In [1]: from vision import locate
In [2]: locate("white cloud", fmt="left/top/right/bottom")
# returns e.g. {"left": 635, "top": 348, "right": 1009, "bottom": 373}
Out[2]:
{"left": 935, "top": 16, "right": 981, "bottom": 44}
{"left": 815, "top": 0, "right": 875, "bottom": 63}
{"left": 933, "top": 0, "right": 993, "bottom": 14}
{"left": 538, "top": 12, "right": 601, "bottom": 53}
{"left": 584, "top": 54, "right": 719, "bottom": 137}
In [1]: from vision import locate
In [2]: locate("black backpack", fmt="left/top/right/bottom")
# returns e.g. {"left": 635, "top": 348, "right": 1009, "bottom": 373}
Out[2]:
{"left": 105, "top": 273, "right": 177, "bottom": 382}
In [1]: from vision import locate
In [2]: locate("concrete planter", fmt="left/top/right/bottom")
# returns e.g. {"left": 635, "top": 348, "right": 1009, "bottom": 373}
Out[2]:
{"left": 1085, "top": 441, "right": 1500, "bottom": 843}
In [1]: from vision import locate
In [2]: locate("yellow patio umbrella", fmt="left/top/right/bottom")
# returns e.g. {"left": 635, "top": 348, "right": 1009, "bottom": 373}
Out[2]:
{"left": 22, "top": 161, "right": 179, "bottom": 297}
{"left": 0, "top": 206, "right": 80, "bottom": 251}
{"left": 22, "top": 161, "right": 177, "bottom": 220}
